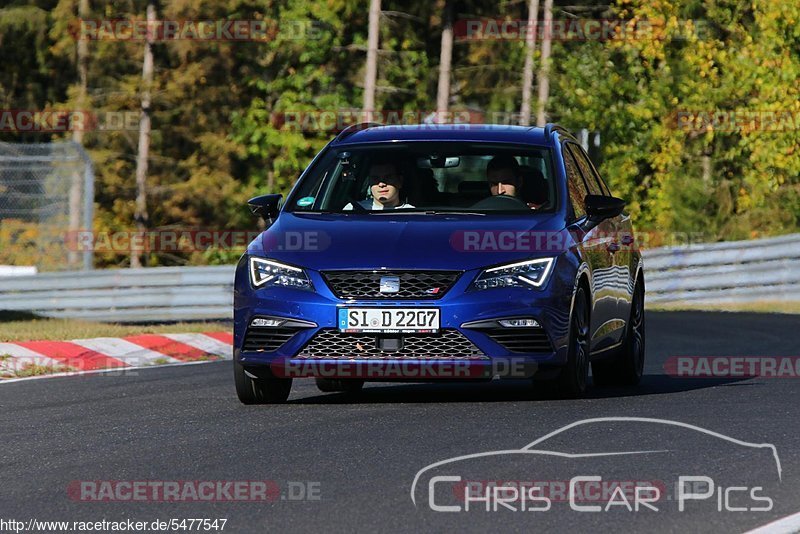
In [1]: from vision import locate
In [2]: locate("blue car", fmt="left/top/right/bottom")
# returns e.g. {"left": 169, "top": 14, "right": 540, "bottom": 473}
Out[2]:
{"left": 233, "top": 123, "right": 645, "bottom": 403}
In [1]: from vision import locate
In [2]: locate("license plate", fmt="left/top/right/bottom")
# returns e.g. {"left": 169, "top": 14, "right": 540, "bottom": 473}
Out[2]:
{"left": 338, "top": 308, "right": 440, "bottom": 333}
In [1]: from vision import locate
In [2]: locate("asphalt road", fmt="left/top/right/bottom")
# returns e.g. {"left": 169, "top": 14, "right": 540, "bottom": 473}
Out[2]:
{"left": 1, "top": 311, "right": 799, "bottom": 533}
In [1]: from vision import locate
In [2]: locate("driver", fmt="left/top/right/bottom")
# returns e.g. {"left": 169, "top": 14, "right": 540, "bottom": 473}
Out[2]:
{"left": 486, "top": 155, "right": 522, "bottom": 198}
{"left": 486, "top": 155, "right": 541, "bottom": 209}
{"left": 344, "top": 160, "right": 414, "bottom": 210}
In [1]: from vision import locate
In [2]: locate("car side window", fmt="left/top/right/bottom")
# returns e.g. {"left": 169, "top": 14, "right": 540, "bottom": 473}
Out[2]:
{"left": 568, "top": 143, "right": 611, "bottom": 196}
{"left": 594, "top": 170, "right": 612, "bottom": 196}
{"left": 567, "top": 143, "right": 603, "bottom": 196}
{"left": 563, "top": 148, "right": 587, "bottom": 220}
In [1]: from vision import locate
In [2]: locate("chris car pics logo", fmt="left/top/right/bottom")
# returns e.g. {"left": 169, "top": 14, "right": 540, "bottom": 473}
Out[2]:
{"left": 410, "top": 417, "right": 780, "bottom": 513}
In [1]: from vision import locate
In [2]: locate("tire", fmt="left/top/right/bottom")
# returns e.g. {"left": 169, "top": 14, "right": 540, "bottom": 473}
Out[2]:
{"left": 234, "top": 354, "right": 292, "bottom": 404}
{"left": 315, "top": 378, "right": 365, "bottom": 394}
{"left": 592, "top": 279, "right": 645, "bottom": 387}
{"left": 555, "top": 284, "right": 591, "bottom": 398}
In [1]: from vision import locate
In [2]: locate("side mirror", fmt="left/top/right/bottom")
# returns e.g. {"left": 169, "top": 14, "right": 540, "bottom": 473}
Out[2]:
{"left": 585, "top": 194, "right": 625, "bottom": 222}
{"left": 247, "top": 194, "right": 282, "bottom": 223}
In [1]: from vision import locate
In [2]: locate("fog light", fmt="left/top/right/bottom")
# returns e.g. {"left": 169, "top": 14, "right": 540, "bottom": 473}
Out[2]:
{"left": 250, "top": 317, "right": 285, "bottom": 327}
{"left": 498, "top": 318, "right": 540, "bottom": 328}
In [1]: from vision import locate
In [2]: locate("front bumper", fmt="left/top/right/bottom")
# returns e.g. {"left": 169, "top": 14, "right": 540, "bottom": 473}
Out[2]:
{"left": 233, "top": 258, "right": 575, "bottom": 378}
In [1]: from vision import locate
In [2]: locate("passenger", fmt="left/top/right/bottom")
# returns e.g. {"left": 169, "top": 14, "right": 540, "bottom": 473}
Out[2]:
{"left": 344, "top": 160, "right": 415, "bottom": 210}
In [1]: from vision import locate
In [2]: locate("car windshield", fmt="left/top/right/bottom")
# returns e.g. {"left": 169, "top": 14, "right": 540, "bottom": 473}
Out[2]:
{"left": 286, "top": 142, "right": 556, "bottom": 214}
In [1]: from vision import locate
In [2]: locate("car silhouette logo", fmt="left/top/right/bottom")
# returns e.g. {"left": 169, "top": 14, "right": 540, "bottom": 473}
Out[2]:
{"left": 380, "top": 276, "right": 400, "bottom": 294}
{"left": 410, "top": 417, "right": 783, "bottom": 507}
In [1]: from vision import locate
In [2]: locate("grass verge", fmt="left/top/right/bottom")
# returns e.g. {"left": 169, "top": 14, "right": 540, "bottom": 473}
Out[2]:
{"left": 0, "top": 311, "right": 230, "bottom": 343}
{"left": 0, "top": 362, "right": 77, "bottom": 379}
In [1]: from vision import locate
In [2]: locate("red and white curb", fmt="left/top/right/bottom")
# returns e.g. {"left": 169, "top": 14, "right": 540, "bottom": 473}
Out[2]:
{"left": 0, "top": 332, "right": 232, "bottom": 382}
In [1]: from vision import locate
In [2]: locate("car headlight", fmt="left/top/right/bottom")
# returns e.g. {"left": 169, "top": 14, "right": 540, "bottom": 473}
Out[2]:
{"left": 472, "top": 257, "right": 555, "bottom": 290}
{"left": 249, "top": 257, "right": 313, "bottom": 291}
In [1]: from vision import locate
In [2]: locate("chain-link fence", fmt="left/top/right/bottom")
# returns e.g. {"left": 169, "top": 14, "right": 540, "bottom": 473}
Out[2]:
{"left": 0, "top": 142, "right": 94, "bottom": 271}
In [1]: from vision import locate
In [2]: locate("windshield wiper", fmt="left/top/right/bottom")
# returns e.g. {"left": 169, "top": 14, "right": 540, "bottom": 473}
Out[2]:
{"left": 423, "top": 210, "right": 485, "bottom": 216}
{"left": 298, "top": 208, "right": 488, "bottom": 215}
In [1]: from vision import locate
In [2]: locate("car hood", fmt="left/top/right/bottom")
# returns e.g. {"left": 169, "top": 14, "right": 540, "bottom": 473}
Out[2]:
{"left": 248, "top": 212, "right": 572, "bottom": 271}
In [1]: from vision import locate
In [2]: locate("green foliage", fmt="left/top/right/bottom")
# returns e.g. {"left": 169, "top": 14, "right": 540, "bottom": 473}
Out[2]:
{"left": 550, "top": 0, "right": 800, "bottom": 241}
{"left": 232, "top": 0, "right": 361, "bottom": 198}
{"left": 0, "top": 4, "right": 71, "bottom": 140}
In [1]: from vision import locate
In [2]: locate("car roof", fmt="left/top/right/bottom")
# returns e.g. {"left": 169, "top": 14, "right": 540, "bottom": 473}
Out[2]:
{"left": 330, "top": 124, "right": 562, "bottom": 147}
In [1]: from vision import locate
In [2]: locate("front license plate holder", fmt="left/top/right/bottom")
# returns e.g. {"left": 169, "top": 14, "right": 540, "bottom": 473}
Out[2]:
{"left": 337, "top": 308, "right": 440, "bottom": 334}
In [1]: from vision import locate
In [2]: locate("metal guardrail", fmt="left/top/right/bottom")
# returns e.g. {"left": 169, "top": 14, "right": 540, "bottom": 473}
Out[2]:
{"left": 0, "top": 265, "right": 235, "bottom": 322}
{"left": 643, "top": 233, "right": 800, "bottom": 305}
{"left": 0, "top": 233, "right": 798, "bottom": 321}
{"left": 0, "top": 266, "right": 37, "bottom": 276}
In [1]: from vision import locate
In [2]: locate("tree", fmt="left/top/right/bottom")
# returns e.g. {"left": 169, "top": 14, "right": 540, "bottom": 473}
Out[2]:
{"left": 363, "top": 0, "right": 381, "bottom": 116}
{"left": 68, "top": 0, "right": 90, "bottom": 268}
{"left": 519, "top": 0, "right": 539, "bottom": 126}
{"left": 0, "top": 4, "right": 60, "bottom": 141}
{"left": 435, "top": 0, "right": 453, "bottom": 119}
{"left": 131, "top": 1, "right": 155, "bottom": 268}
{"left": 535, "top": 0, "right": 552, "bottom": 126}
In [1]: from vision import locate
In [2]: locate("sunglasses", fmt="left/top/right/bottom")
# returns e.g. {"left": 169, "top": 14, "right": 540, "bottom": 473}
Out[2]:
{"left": 368, "top": 173, "right": 401, "bottom": 185}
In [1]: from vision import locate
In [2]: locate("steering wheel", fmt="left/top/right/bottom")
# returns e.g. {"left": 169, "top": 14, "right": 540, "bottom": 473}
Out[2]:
{"left": 470, "top": 194, "right": 530, "bottom": 210}
{"left": 347, "top": 197, "right": 369, "bottom": 212}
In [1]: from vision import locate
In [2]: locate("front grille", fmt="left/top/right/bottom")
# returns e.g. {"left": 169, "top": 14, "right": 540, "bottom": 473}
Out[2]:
{"left": 296, "top": 329, "right": 487, "bottom": 360}
{"left": 483, "top": 327, "right": 553, "bottom": 353}
{"left": 321, "top": 270, "right": 461, "bottom": 300}
{"left": 243, "top": 326, "right": 305, "bottom": 352}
